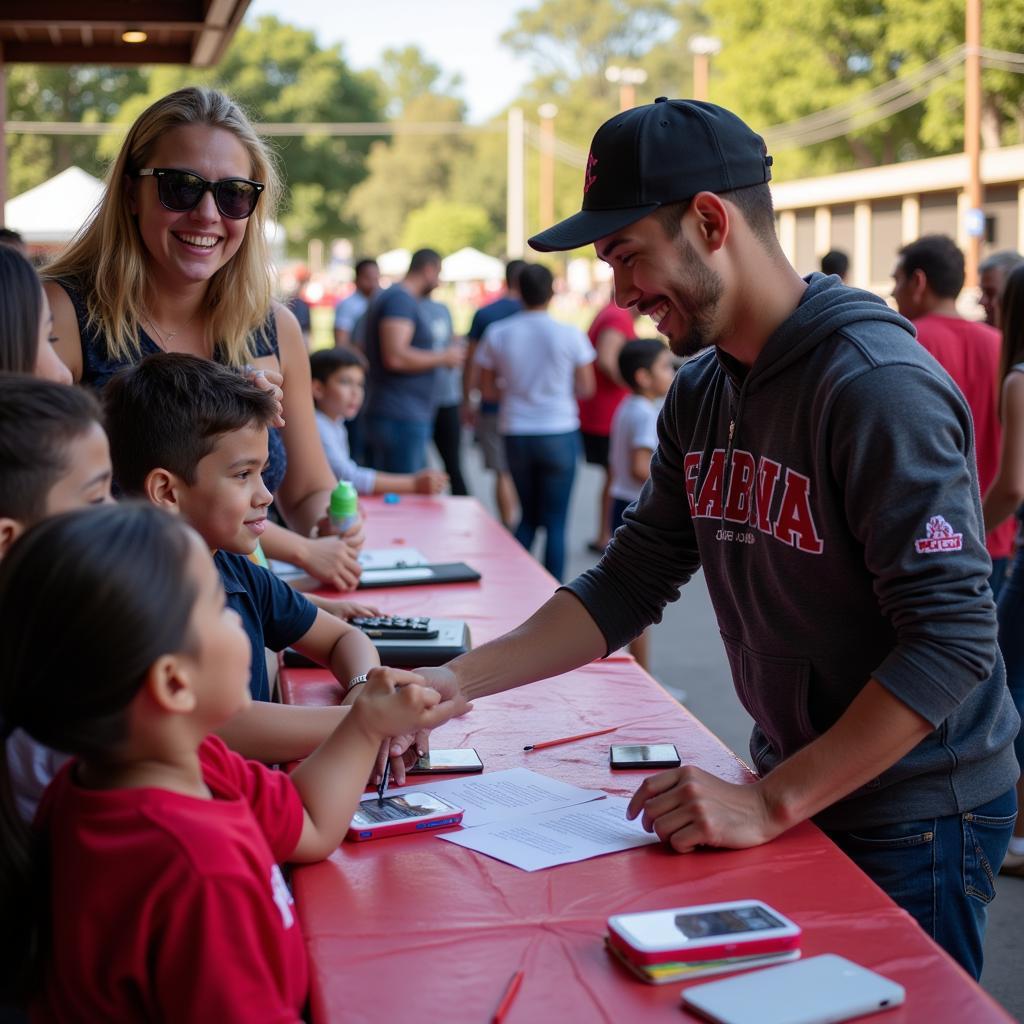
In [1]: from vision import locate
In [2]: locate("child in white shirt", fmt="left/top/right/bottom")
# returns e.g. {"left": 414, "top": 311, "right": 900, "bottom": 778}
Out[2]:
{"left": 607, "top": 339, "right": 676, "bottom": 669}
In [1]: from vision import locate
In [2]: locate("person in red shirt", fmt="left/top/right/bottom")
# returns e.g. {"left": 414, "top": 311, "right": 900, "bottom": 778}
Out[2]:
{"left": 579, "top": 300, "right": 638, "bottom": 551}
{"left": 0, "top": 504, "right": 463, "bottom": 1022}
{"left": 893, "top": 234, "right": 1016, "bottom": 594}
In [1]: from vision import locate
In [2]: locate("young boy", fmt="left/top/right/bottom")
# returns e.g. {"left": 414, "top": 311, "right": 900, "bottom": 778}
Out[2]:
{"left": 102, "top": 355, "right": 425, "bottom": 781}
{"left": 310, "top": 348, "right": 448, "bottom": 495}
{"left": 608, "top": 340, "right": 675, "bottom": 532}
{"left": 606, "top": 340, "right": 675, "bottom": 670}
{"left": 0, "top": 374, "right": 402, "bottom": 820}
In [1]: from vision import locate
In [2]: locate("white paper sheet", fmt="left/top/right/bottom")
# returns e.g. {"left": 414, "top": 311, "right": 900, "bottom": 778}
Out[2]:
{"left": 358, "top": 548, "right": 429, "bottom": 569}
{"left": 392, "top": 767, "right": 605, "bottom": 828}
{"left": 438, "top": 796, "right": 660, "bottom": 871}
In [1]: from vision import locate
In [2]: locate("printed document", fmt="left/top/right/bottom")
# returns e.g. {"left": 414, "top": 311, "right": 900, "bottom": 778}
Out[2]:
{"left": 396, "top": 767, "right": 605, "bottom": 828}
{"left": 439, "top": 796, "right": 660, "bottom": 871}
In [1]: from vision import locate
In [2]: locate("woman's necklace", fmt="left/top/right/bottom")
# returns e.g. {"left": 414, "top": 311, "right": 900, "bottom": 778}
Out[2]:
{"left": 143, "top": 308, "right": 199, "bottom": 350}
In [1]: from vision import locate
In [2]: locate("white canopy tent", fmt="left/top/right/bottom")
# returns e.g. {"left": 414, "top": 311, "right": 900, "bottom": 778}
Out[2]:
{"left": 377, "top": 247, "right": 411, "bottom": 278}
{"left": 440, "top": 246, "right": 505, "bottom": 284}
{"left": 5, "top": 166, "right": 105, "bottom": 245}
{"left": 5, "top": 165, "right": 285, "bottom": 261}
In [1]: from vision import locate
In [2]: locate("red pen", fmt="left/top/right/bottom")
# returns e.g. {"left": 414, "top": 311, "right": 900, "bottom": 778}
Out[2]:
{"left": 491, "top": 969, "right": 524, "bottom": 1024}
{"left": 523, "top": 725, "right": 619, "bottom": 752}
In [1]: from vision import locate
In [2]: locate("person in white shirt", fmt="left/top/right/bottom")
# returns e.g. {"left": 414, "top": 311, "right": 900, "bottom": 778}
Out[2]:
{"left": 476, "top": 264, "right": 595, "bottom": 580}
{"left": 607, "top": 339, "right": 676, "bottom": 669}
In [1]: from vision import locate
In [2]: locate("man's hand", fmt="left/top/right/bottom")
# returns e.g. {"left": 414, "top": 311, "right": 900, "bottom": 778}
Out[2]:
{"left": 441, "top": 342, "right": 467, "bottom": 369}
{"left": 626, "top": 766, "right": 784, "bottom": 853}
{"left": 369, "top": 667, "right": 473, "bottom": 786}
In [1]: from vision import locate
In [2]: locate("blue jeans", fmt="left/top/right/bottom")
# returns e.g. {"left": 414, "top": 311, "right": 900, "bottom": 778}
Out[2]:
{"left": 997, "top": 547, "right": 1024, "bottom": 769}
{"left": 824, "top": 788, "right": 1017, "bottom": 979}
{"left": 504, "top": 431, "right": 579, "bottom": 582}
{"left": 365, "top": 415, "right": 432, "bottom": 474}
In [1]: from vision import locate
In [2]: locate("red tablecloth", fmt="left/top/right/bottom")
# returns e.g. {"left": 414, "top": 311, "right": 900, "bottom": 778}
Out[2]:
{"left": 282, "top": 496, "right": 1012, "bottom": 1024}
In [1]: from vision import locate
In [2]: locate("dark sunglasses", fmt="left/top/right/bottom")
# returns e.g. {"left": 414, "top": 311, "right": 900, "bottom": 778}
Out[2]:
{"left": 136, "top": 168, "right": 264, "bottom": 220}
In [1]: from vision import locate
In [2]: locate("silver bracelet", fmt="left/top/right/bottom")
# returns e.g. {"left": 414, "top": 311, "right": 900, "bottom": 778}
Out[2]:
{"left": 345, "top": 673, "right": 369, "bottom": 698}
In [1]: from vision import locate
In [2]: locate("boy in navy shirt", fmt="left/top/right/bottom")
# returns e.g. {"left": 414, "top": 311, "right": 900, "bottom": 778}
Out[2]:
{"left": 104, "top": 355, "right": 429, "bottom": 783}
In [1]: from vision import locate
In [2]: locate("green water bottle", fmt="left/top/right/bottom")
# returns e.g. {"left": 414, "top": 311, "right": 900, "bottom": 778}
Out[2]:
{"left": 328, "top": 480, "right": 360, "bottom": 533}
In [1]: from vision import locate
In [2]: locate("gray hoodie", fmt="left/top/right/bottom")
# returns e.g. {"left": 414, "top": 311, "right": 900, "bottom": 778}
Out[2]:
{"left": 568, "top": 273, "right": 1019, "bottom": 830}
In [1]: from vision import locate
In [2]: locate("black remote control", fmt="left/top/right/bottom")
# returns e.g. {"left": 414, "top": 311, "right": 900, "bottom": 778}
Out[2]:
{"left": 350, "top": 616, "right": 440, "bottom": 641}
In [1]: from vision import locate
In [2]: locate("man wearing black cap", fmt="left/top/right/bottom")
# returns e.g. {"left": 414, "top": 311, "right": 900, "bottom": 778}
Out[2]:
{"left": 418, "top": 99, "right": 1018, "bottom": 977}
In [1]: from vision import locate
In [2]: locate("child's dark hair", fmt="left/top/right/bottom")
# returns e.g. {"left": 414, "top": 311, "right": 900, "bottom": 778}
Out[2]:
{"left": 309, "top": 346, "right": 367, "bottom": 385}
{"left": 618, "top": 339, "right": 668, "bottom": 390}
{"left": 0, "top": 374, "right": 103, "bottom": 522}
{"left": 104, "top": 353, "right": 277, "bottom": 495}
{"left": 0, "top": 245, "right": 44, "bottom": 375}
{"left": 0, "top": 503, "right": 198, "bottom": 1000}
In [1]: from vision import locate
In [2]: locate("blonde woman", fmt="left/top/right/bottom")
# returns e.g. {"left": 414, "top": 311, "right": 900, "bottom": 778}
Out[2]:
{"left": 45, "top": 87, "right": 361, "bottom": 590}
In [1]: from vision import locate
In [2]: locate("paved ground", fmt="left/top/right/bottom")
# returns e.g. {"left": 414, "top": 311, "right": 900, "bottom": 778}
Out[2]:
{"left": 451, "top": 436, "right": 1023, "bottom": 1021}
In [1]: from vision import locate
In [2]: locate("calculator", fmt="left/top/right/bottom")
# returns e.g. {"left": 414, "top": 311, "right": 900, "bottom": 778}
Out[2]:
{"left": 350, "top": 615, "right": 440, "bottom": 640}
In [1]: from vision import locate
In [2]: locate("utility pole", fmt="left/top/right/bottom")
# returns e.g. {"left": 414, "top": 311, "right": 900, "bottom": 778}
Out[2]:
{"left": 538, "top": 104, "right": 558, "bottom": 232}
{"left": 506, "top": 107, "right": 525, "bottom": 259}
{"left": 964, "top": 0, "right": 983, "bottom": 289}
{"left": 605, "top": 66, "right": 648, "bottom": 112}
{"left": 688, "top": 36, "right": 722, "bottom": 102}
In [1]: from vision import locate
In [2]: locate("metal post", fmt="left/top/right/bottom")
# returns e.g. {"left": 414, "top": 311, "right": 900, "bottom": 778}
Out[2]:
{"left": 964, "top": 0, "right": 983, "bottom": 289}
{"left": 506, "top": 107, "right": 525, "bottom": 258}
{"left": 538, "top": 104, "right": 557, "bottom": 232}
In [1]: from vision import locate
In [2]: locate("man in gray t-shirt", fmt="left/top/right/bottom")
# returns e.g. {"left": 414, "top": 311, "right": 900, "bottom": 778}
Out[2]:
{"left": 362, "top": 249, "right": 465, "bottom": 473}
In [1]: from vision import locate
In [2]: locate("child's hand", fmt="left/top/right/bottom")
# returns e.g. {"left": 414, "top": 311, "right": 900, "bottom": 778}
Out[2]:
{"left": 350, "top": 667, "right": 467, "bottom": 743}
{"left": 298, "top": 536, "right": 362, "bottom": 591}
{"left": 318, "top": 598, "right": 382, "bottom": 620}
{"left": 315, "top": 514, "right": 365, "bottom": 552}
{"left": 414, "top": 469, "right": 448, "bottom": 495}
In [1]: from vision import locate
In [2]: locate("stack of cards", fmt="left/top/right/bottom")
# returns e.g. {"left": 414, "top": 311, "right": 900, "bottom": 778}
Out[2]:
{"left": 605, "top": 936, "right": 799, "bottom": 984}
{"left": 605, "top": 900, "right": 803, "bottom": 985}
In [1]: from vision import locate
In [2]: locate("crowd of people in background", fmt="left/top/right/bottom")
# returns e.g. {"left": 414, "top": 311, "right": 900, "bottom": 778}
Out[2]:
{"left": 1, "top": 81, "right": 1024, "bottom": 1019}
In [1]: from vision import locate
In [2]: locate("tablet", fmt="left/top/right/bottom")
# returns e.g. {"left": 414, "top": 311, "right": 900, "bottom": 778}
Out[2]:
{"left": 681, "top": 954, "right": 905, "bottom": 1024}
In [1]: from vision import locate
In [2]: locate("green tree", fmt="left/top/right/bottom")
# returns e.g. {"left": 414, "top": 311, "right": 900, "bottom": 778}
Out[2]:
{"left": 370, "top": 45, "right": 463, "bottom": 118}
{"left": 402, "top": 199, "right": 495, "bottom": 253}
{"left": 345, "top": 46, "right": 472, "bottom": 254}
{"left": 101, "top": 16, "right": 382, "bottom": 246}
{"left": 500, "top": 0, "right": 705, "bottom": 245}
{"left": 6, "top": 65, "right": 144, "bottom": 196}
{"left": 703, "top": 0, "right": 1024, "bottom": 178}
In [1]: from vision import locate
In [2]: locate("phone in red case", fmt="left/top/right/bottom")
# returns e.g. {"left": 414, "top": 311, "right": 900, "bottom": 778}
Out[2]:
{"left": 346, "top": 791, "right": 464, "bottom": 842}
{"left": 607, "top": 900, "right": 801, "bottom": 965}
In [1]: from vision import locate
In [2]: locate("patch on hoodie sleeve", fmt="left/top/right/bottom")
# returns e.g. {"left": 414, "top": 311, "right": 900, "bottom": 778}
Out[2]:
{"left": 914, "top": 515, "right": 963, "bottom": 553}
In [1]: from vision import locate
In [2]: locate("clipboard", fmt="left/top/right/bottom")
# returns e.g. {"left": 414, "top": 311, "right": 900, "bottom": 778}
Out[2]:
{"left": 356, "top": 562, "right": 481, "bottom": 589}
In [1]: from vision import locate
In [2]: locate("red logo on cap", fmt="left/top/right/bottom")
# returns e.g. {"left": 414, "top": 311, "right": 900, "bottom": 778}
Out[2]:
{"left": 584, "top": 152, "right": 598, "bottom": 195}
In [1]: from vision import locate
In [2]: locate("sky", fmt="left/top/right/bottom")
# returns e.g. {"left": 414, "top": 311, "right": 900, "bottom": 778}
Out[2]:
{"left": 248, "top": 0, "right": 537, "bottom": 123}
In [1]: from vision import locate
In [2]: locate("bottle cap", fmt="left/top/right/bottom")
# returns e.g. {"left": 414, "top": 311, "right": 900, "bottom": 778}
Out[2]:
{"left": 329, "top": 480, "right": 358, "bottom": 517}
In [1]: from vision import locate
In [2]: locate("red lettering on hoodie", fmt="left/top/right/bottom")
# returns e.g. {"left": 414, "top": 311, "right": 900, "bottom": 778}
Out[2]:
{"left": 724, "top": 450, "right": 756, "bottom": 523}
{"left": 773, "top": 468, "right": 824, "bottom": 554}
{"left": 683, "top": 452, "right": 702, "bottom": 517}
{"left": 753, "top": 457, "right": 782, "bottom": 534}
{"left": 694, "top": 450, "right": 726, "bottom": 518}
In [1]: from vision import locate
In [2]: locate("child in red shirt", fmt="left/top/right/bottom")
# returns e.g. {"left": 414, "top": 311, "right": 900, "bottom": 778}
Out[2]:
{"left": 0, "top": 504, "right": 465, "bottom": 1021}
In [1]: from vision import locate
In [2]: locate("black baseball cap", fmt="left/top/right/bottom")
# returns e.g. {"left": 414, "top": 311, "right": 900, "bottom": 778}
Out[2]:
{"left": 528, "top": 98, "right": 773, "bottom": 253}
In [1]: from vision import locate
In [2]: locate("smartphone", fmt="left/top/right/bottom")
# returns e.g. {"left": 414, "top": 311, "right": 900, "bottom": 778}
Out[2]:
{"left": 607, "top": 900, "right": 801, "bottom": 966}
{"left": 681, "top": 954, "right": 905, "bottom": 1024}
{"left": 346, "top": 792, "right": 464, "bottom": 842}
{"left": 609, "top": 743, "right": 681, "bottom": 770}
{"left": 407, "top": 748, "right": 484, "bottom": 774}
